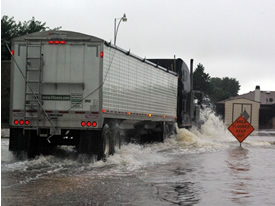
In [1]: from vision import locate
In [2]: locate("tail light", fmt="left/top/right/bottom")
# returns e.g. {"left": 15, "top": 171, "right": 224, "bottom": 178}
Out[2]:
{"left": 14, "top": 119, "right": 30, "bottom": 125}
{"left": 92, "top": 121, "right": 97, "bottom": 127}
{"left": 87, "top": 121, "right": 92, "bottom": 127}
{"left": 48, "top": 40, "right": 66, "bottom": 44}
{"left": 81, "top": 121, "right": 97, "bottom": 127}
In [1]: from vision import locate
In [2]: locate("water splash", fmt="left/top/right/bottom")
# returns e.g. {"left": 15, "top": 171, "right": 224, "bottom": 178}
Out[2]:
{"left": 191, "top": 107, "right": 232, "bottom": 140}
{"left": 93, "top": 142, "right": 172, "bottom": 172}
{"left": 175, "top": 107, "right": 233, "bottom": 152}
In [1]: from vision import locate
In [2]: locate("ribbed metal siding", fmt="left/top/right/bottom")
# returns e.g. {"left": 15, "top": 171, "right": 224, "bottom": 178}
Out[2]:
{"left": 102, "top": 46, "right": 177, "bottom": 119}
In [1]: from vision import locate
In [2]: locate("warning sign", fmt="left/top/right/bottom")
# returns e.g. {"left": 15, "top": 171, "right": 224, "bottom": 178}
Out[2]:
{"left": 228, "top": 115, "right": 255, "bottom": 143}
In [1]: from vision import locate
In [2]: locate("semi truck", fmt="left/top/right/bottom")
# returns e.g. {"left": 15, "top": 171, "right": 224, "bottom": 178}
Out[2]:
{"left": 8, "top": 30, "right": 201, "bottom": 159}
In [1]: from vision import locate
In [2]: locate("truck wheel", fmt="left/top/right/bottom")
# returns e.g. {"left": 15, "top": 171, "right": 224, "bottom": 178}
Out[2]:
{"left": 110, "top": 127, "right": 120, "bottom": 155}
{"left": 168, "top": 123, "right": 177, "bottom": 137}
{"left": 162, "top": 122, "right": 169, "bottom": 142}
{"left": 98, "top": 124, "right": 111, "bottom": 160}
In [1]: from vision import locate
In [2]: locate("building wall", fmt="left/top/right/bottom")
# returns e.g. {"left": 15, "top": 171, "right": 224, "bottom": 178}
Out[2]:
{"left": 224, "top": 98, "right": 260, "bottom": 130}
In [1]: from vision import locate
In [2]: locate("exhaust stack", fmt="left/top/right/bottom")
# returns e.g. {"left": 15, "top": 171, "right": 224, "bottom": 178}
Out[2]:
{"left": 254, "top": 85, "right": 261, "bottom": 102}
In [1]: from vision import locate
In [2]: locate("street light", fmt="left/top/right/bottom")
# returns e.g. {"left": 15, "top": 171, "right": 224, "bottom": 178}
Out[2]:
{"left": 114, "top": 13, "right": 127, "bottom": 45}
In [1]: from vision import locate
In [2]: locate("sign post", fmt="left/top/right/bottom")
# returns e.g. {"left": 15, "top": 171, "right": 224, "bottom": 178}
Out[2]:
{"left": 228, "top": 115, "right": 255, "bottom": 146}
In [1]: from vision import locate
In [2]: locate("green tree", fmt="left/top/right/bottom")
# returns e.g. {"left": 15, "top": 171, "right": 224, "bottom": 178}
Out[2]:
{"left": 193, "top": 63, "right": 211, "bottom": 95}
{"left": 193, "top": 63, "right": 240, "bottom": 104}
{"left": 209, "top": 77, "right": 240, "bottom": 103}
{"left": 1, "top": 16, "right": 18, "bottom": 60}
{"left": 16, "top": 17, "right": 49, "bottom": 36}
{"left": 1, "top": 15, "right": 60, "bottom": 60}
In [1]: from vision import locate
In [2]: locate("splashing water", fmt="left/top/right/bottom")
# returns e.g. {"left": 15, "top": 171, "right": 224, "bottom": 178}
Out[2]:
{"left": 92, "top": 107, "right": 234, "bottom": 171}
{"left": 175, "top": 107, "right": 234, "bottom": 153}
{"left": 191, "top": 107, "right": 232, "bottom": 140}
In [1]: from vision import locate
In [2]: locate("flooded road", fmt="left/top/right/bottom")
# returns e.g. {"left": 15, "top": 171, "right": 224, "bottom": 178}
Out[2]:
{"left": 2, "top": 114, "right": 275, "bottom": 205}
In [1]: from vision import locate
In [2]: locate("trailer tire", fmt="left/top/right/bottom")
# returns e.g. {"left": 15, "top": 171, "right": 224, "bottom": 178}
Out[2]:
{"left": 98, "top": 124, "right": 111, "bottom": 160}
{"left": 110, "top": 127, "right": 120, "bottom": 155}
{"left": 168, "top": 123, "right": 178, "bottom": 137}
{"left": 162, "top": 122, "right": 170, "bottom": 142}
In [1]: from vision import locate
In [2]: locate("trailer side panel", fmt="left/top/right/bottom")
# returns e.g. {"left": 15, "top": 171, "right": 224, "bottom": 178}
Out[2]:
{"left": 102, "top": 45, "right": 177, "bottom": 121}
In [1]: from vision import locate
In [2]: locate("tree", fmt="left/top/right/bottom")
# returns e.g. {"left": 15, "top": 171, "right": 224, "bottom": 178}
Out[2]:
{"left": 1, "top": 16, "right": 18, "bottom": 60}
{"left": 16, "top": 17, "right": 49, "bottom": 36}
{"left": 1, "top": 15, "right": 60, "bottom": 60}
{"left": 193, "top": 63, "right": 240, "bottom": 104}
{"left": 193, "top": 63, "right": 211, "bottom": 95}
{"left": 209, "top": 77, "right": 240, "bottom": 103}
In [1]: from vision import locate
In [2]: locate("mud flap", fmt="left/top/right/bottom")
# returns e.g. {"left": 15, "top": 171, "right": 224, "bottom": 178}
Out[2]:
{"left": 9, "top": 128, "right": 53, "bottom": 158}
{"left": 77, "top": 130, "right": 101, "bottom": 155}
{"left": 9, "top": 128, "right": 28, "bottom": 152}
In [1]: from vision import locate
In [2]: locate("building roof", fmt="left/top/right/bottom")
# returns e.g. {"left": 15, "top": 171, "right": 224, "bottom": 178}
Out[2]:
{"left": 217, "top": 90, "right": 275, "bottom": 105}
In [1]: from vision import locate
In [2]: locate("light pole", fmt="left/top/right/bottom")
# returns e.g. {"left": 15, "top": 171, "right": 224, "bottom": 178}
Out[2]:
{"left": 114, "top": 14, "right": 127, "bottom": 45}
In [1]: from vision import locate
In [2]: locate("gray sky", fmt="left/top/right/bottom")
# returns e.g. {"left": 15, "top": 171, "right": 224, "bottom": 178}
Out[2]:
{"left": 2, "top": 0, "right": 275, "bottom": 94}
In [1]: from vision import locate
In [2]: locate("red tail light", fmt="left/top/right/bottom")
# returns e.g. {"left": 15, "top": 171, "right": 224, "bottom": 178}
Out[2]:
{"left": 11, "top": 50, "right": 14, "bottom": 55}
{"left": 25, "top": 120, "right": 30, "bottom": 125}
{"left": 81, "top": 121, "right": 86, "bottom": 127}
{"left": 100, "top": 51, "right": 104, "bottom": 58}
{"left": 19, "top": 120, "right": 24, "bottom": 125}
{"left": 14, "top": 119, "right": 19, "bottom": 125}
{"left": 49, "top": 40, "right": 66, "bottom": 44}
{"left": 92, "top": 121, "right": 97, "bottom": 127}
{"left": 87, "top": 121, "right": 92, "bottom": 127}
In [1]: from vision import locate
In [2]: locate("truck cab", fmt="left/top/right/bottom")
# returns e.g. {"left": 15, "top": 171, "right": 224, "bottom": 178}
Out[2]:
{"left": 148, "top": 58, "right": 201, "bottom": 128}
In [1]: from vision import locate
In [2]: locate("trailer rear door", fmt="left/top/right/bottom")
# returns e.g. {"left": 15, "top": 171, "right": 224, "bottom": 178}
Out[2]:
{"left": 11, "top": 40, "right": 103, "bottom": 129}
{"left": 42, "top": 42, "right": 101, "bottom": 112}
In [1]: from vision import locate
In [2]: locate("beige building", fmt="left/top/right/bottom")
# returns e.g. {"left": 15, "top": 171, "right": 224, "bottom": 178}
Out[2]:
{"left": 217, "top": 86, "right": 275, "bottom": 130}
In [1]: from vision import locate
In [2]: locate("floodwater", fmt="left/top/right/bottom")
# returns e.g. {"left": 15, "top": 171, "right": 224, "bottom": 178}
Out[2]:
{"left": 2, "top": 111, "right": 275, "bottom": 206}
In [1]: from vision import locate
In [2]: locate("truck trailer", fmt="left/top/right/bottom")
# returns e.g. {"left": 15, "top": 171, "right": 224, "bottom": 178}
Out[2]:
{"left": 8, "top": 30, "right": 200, "bottom": 159}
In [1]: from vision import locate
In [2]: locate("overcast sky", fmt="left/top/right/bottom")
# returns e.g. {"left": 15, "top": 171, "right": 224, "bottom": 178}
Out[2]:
{"left": 2, "top": 0, "right": 275, "bottom": 94}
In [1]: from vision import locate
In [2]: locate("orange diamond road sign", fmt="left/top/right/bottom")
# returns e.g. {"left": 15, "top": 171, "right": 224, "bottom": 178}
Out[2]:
{"left": 228, "top": 115, "right": 255, "bottom": 143}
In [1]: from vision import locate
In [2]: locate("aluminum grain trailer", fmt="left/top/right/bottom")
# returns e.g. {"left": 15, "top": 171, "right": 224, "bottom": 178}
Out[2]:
{"left": 9, "top": 31, "right": 178, "bottom": 158}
